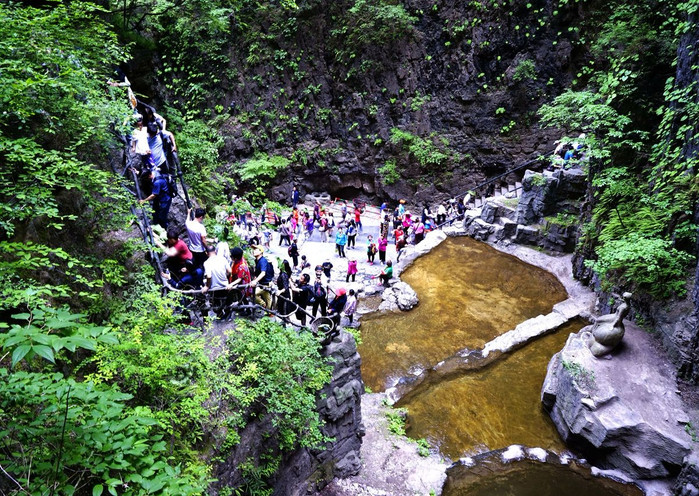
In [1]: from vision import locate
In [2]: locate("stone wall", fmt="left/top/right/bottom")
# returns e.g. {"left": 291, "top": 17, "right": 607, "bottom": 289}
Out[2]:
{"left": 212, "top": 330, "right": 364, "bottom": 495}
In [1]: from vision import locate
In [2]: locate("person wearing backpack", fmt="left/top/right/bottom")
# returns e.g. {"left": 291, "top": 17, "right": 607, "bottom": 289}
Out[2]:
{"left": 279, "top": 218, "right": 292, "bottom": 246}
{"left": 311, "top": 267, "right": 328, "bottom": 317}
{"left": 251, "top": 247, "right": 275, "bottom": 309}
{"left": 291, "top": 273, "right": 313, "bottom": 325}
{"left": 346, "top": 221, "right": 357, "bottom": 249}
{"left": 366, "top": 234, "right": 377, "bottom": 264}
{"left": 288, "top": 240, "right": 299, "bottom": 269}
{"left": 139, "top": 170, "right": 171, "bottom": 229}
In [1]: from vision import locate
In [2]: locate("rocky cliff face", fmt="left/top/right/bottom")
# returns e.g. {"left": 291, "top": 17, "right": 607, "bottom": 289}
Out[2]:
{"left": 212, "top": 331, "right": 364, "bottom": 495}
{"left": 205, "top": 0, "right": 582, "bottom": 204}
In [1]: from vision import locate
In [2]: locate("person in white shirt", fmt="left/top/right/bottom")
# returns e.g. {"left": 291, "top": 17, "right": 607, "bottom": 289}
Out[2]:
{"left": 131, "top": 117, "right": 150, "bottom": 169}
{"left": 186, "top": 207, "right": 208, "bottom": 268}
{"left": 202, "top": 245, "right": 231, "bottom": 292}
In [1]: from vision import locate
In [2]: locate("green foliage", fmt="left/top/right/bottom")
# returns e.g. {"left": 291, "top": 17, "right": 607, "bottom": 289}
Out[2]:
{"left": 0, "top": 241, "right": 111, "bottom": 311}
{"left": 410, "top": 91, "right": 431, "bottom": 112}
{"left": 378, "top": 159, "right": 401, "bottom": 185}
{"left": 236, "top": 153, "right": 291, "bottom": 185}
{"left": 385, "top": 407, "right": 408, "bottom": 436}
{"left": 166, "top": 108, "right": 226, "bottom": 207}
{"left": 585, "top": 233, "right": 693, "bottom": 299}
{"left": 389, "top": 128, "right": 451, "bottom": 170}
{"left": 235, "top": 456, "right": 280, "bottom": 496}
{"left": 416, "top": 438, "right": 430, "bottom": 457}
{"left": 529, "top": 173, "right": 547, "bottom": 187}
{"left": 0, "top": 1, "right": 130, "bottom": 238}
{"left": 0, "top": 304, "right": 207, "bottom": 494}
{"left": 331, "top": 0, "right": 417, "bottom": 64}
{"left": 562, "top": 360, "right": 595, "bottom": 389}
{"left": 512, "top": 59, "right": 537, "bottom": 83}
{"left": 0, "top": 369, "right": 205, "bottom": 495}
{"left": 538, "top": 90, "right": 644, "bottom": 154}
{"left": 544, "top": 213, "right": 578, "bottom": 228}
{"left": 0, "top": 306, "right": 117, "bottom": 368}
{"left": 228, "top": 319, "right": 333, "bottom": 451}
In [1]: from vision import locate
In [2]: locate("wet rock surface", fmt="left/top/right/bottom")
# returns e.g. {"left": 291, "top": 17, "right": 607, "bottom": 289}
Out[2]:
{"left": 542, "top": 322, "right": 693, "bottom": 483}
{"left": 318, "top": 394, "right": 448, "bottom": 496}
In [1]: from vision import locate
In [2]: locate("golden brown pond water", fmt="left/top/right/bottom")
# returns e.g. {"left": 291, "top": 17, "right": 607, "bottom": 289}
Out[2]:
{"left": 358, "top": 237, "right": 567, "bottom": 392}
{"left": 400, "top": 320, "right": 585, "bottom": 459}
{"left": 443, "top": 458, "right": 644, "bottom": 496}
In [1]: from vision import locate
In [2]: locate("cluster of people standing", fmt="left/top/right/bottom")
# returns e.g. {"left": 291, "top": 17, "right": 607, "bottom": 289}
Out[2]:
{"left": 154, "top": 205, "right": 359, "bottom": 328}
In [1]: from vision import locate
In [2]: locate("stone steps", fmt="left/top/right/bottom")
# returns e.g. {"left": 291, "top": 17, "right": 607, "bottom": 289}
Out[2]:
{"left": 467, "top": 180, "right": 521, "bottom": 210}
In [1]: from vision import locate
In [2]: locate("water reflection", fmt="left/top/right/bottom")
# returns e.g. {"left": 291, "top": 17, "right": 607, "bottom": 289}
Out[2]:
{"left": 400, "top": 320, "right": 585, "bottom": 458}
{"left": 359, "top": 237, "right": 567, "bottom": 392}
{"left": 443, "top": 457, "right": 644, "bottom": 496}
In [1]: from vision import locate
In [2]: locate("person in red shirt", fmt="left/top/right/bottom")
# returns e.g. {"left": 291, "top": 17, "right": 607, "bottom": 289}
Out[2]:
{"left": 156, "top": 228, "right": 193, "bottom": 274}
{"left": 354, "top": 206, "right": 362, "bottom": 231}
{"left": 393, "top": 226, "right": 404, "bottom": 246}
{"left": 230, "top": 246, "right": 253, "bottom": 300}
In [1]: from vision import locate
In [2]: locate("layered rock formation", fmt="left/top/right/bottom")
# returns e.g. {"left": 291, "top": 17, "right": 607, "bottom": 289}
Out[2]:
{"left": 542, "top": 321, "right": 692, "bottom": 481}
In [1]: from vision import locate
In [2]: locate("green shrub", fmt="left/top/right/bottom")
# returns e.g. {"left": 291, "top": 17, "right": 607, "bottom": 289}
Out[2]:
{"left": 0, "top": 306, "right": 208, "bottom": 495}
{"left": 331, "top": 0, "right": 416, "bottom": 63}
{"left": 237, "top": 153, "right": 291, "bottom": 183}
{"left": 166, "top": 109, "right": 226, "bottom": 207}
{"left": 385, "top": 407, "right": 408, "bottom": 436}
{"left": 585, "top": 233, "right": 694, "bottom": 299}
{"left": 378, "top": 159, "right": 401, "bottom": 185}
{"left": 229, "top": 319, "right": 333, "bottom": 451}
{"left": 512, "top": 59, "right": 537, "bottom": 83}
{"left": 389, "top": 128, "right": 450, "bottom": 168}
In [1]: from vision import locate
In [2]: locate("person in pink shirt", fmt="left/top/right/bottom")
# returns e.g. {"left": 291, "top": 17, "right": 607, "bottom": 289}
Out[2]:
{"left": 346, "top": 259, "right": 358, "bottom": 282}
{"left": 378, "top": 235, "right": 388, "bottom": 264}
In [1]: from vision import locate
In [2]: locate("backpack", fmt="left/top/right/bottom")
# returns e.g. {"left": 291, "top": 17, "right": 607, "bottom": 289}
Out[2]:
{"left": 313, "top": 281, "right": 326, "bottom": 299}
{"left": 163, "top": 173, "right": 177, "bottom": 196}
{"left": 264, "top": 259, "right": 275, "bottom": 281}
{"left": 288, "top": 246, "right": 293, "bottom": 256}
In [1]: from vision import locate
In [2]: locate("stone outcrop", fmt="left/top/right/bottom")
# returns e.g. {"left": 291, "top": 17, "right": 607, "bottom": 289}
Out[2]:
{"left": 447, "top": 167, "right": 585, "bottom": 253}
{"left": 378, "top": 281, "right": 419, "bottom": 312}
{"left": 213, "top": 330, "right": 363, "bottom": 495}
{"left": 514, "top": 170, "right": 560, "bottom": 225}
{"left": 542, "top": 322, "right": 692, "bottom": 481}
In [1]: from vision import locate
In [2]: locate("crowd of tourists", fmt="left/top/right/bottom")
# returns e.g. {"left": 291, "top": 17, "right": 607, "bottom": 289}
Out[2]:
{"left": 121, "top": 92, "right": 464, "bottom": 328}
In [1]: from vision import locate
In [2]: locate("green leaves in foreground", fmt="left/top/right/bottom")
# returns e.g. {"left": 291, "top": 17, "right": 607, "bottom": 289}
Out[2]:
{"left": 229, "top": 318, "right": 333, "bottom": 451}
{"left": 0, "top": 370, "right": 205, "bottom": 495}
{"left": 0, "top": 306, "right": 118, "bottom": 368}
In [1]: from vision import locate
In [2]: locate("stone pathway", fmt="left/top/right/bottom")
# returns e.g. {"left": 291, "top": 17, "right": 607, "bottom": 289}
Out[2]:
{"left": 318, "top": 393, "right": 448, "bottom": 496}
{"left": 264, "top": 203, "right": 397, "bottom": 308}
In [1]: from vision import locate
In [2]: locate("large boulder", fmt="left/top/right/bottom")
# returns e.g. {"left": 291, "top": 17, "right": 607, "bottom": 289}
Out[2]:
{"left": 514, "top": 170, "right": 560, "bottom": 225}
{"left": 542, "top": 323, "right": 692, "bottom": 480}
{"left": 379, "top": 281, "right": 419, "bottom": 312}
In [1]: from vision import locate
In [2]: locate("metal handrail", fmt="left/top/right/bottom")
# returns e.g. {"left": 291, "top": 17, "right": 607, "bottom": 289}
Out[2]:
{"left": 456, "top": 149, "right": 554, "bottom": 201}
